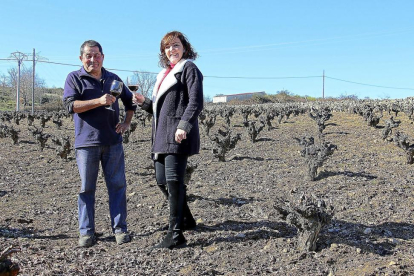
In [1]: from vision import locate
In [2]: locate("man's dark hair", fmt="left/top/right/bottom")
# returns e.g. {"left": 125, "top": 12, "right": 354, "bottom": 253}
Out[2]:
{"left": 80, "top": 40, "right": 103, "bottom": 56}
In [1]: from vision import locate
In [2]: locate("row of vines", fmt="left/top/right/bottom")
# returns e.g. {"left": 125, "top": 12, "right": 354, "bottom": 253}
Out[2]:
{"left": 1, "top": 98, "right": 414, "bottom": 253}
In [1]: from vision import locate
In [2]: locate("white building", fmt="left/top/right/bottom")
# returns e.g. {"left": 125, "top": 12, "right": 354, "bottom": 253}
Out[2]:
{"left": 212, "top": 91, "right": 266, "bottom": 103}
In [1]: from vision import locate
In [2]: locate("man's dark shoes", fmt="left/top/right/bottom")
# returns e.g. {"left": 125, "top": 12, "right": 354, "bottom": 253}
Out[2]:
{"left": 115, "top": 232, "right": 131, "bottom": 245}
{"left": 78, "top": 234, "right": 95, "bottom": 247}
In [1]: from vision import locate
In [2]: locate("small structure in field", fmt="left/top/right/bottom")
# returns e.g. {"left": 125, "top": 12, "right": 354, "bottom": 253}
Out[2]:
{"left": 212, "top": 92, "right": 266, "bottom": 103}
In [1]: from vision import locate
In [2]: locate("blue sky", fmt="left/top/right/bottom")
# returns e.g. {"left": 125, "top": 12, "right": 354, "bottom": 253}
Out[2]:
{"left": 1, "top": 0, "right": 413, "bottom": 99}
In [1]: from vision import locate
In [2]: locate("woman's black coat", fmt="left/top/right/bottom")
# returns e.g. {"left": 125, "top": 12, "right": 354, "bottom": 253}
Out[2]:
{"left": 140, "top": 59, "right": 203, "bottom": 158}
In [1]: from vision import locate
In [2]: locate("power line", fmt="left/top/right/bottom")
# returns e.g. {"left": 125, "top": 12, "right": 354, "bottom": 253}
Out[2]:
{"left": 2, "top": 57, "right": 414, "bottom": 92}
{"left": 35, "top": 60, "right": 80, "bottom": 67}
{"left": 203, "top": 75, "right": 321, "bottom": 80}
{"left": 34, "top": 60, "right": 158, "bottom": 75}
{"left": 325, "top": 76, "right": 414, "bottom": 91}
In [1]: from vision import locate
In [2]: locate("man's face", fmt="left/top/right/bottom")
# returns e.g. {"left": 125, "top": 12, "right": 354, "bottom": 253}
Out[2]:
{"left": 79, "top": 45, "right": 104, "bottom": 76}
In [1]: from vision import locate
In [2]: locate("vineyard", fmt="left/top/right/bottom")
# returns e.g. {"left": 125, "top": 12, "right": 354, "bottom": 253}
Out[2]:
{"left": 1, "top": 99, "right": 414, "bottom": 275}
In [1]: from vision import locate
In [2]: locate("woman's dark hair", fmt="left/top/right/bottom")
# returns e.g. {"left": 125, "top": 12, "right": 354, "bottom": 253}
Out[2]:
{"left": 159, "top": 31, "right": 198, "bottom": 68}
{"left": 80, "top": 40, "right": 103, "bottom": 56}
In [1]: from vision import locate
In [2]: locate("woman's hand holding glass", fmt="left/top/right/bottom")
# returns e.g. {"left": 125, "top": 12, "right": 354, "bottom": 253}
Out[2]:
{"left": 132, "top": 92, "right": 145, "bottom": 106}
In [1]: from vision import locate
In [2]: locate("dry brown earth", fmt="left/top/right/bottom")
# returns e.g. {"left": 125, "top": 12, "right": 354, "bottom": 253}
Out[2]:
{"left": 1, "top": 109, "right": 414, "bottom": 275}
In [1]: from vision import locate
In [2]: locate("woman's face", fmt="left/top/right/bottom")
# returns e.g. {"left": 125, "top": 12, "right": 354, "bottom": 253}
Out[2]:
{"left": 165, "top": 37, "right": 184, "bottom": 65}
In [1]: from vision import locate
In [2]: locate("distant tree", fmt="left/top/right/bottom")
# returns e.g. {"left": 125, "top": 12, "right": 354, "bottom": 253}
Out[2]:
{"left": 204, "top": 95, "right": 212, "bottom": 103}
{"left": 130, "top": 71, "right": 156, "bottom": 98}
{"left": 0, "top": 74, "right": 11, "bottom": 101}
{"left": 304, "top": 95, "right": 317, "bottom": 101}
{"left": 251, "top": 94, "right": 271, "bottom": 104}
{"left": 277, "top": 89, "right": 294, "bottom": 96}
{"left": 338, "top": 93, "right": 358, "bottom": 100}
{"left": 0, "top": 74, "right": 7, "bottom": 88}
{"left": 7, "top": 66, "right": 47, "bottom": 107}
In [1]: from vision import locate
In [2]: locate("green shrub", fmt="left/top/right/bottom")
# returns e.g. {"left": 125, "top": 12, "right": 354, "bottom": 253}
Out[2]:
{"left": 38, "top": 99, "right": 64, "bottom": 112}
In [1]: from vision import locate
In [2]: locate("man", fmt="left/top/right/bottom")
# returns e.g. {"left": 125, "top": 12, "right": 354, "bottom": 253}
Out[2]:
{"left": 63, "top": 40, "right": 136, "bottom": 247}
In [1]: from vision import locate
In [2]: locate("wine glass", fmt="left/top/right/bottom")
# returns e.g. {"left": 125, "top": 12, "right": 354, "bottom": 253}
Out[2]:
{"left": 128, "top": 84, "right": 139, "bottom": 106}
{"left": 106, "top": 80, "right": 123, "bottom": 111}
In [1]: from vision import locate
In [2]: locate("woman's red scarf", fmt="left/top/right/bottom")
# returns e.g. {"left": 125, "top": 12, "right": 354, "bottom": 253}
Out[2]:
{"left": 158, "top": 63, "right": 176, "bottom": 90}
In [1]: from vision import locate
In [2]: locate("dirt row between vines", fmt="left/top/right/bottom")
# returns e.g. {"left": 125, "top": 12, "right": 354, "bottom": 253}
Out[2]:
{"left": 1, "top": 111, "right": 414, "bottom": 275}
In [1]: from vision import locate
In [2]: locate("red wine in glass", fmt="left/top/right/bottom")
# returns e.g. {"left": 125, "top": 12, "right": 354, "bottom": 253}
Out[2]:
{"left": 128, "top": 85, "right": 139, "bottom": 92}
{"left": 111, "top": 90, "right": 122, "bottom": 97}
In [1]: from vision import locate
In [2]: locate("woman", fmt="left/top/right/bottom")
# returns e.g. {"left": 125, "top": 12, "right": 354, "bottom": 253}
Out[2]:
{"left": 133, "top": 31, "right": 203, "bottom": 249}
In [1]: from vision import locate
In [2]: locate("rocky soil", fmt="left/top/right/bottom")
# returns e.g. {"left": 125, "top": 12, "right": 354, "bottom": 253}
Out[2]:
{"left": 1, "top": 109, "right": 414, "bottom": 275}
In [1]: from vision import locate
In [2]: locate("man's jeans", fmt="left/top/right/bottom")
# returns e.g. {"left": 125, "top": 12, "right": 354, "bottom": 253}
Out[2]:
{"left": 76, "top": 143, "right": 128, "bottom": 236}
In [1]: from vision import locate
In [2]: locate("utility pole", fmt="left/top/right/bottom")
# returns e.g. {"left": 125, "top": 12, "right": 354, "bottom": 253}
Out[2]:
{"left": 10, "top": 51, "right": 28, "bottom": 111}
{"left": 29, "top": 50, "right": 47, "bottom": 114}
{"left": 322, "top": 70, "right": 325, "bottom": 99}
{"left": 32, "top": 49, "right": 35, "bottom": 114}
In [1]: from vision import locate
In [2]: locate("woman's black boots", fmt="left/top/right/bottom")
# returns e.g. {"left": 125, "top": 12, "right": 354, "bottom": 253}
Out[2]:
{"left": 154, "top": 181, "right": 187, "bottom": 249}
{"left": 157, "top": 184, "right": 196, "bottom": 231}
{"left": 157, "top": 183, "right": 169, "bottom": 199}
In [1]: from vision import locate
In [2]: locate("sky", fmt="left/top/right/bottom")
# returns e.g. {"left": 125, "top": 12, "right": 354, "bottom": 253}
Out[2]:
{"left": 0, "top": 0, "right": 413, "bottom": 100}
